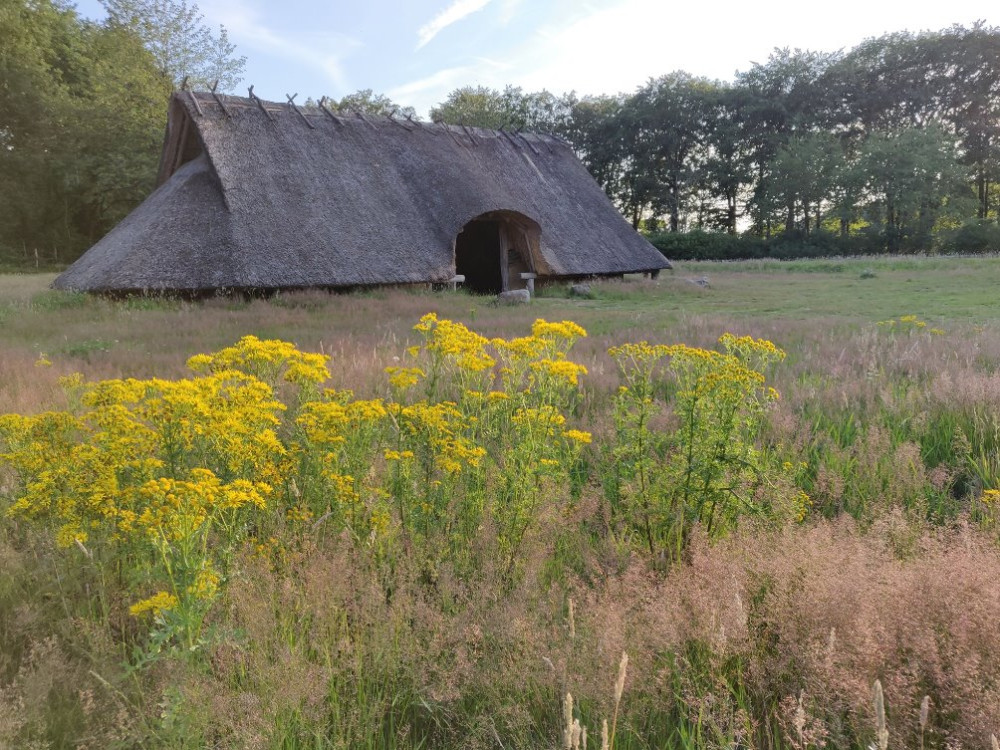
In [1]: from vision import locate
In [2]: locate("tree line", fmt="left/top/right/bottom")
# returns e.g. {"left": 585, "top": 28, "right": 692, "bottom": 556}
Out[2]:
{"left": 0, "top": 0, "right": 242, "bottom": 266}
{"left": 2, "top": 2, "right": 998, "bottom": 264}
{"left": 429, "top": 24, "right": 1000, "bottom": 255}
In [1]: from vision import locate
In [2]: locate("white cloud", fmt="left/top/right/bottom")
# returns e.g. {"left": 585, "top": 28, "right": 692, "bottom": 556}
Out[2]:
{"left": 387, "top": 65, "right": 481, "bottom": 108}
{"left": 417, "top": 0, "right": 494, "bottom": 50}
{"left": 505, "top": 0, "right": 988, "bottom": 96}
{"left": 199, "top": 0, "right": 361, "bottom": 91}
{"left": 497, "top": 0, "right": 525, "bottom": 25}
{"left": 388, "top": 58, "right": 511, "bottom": 115}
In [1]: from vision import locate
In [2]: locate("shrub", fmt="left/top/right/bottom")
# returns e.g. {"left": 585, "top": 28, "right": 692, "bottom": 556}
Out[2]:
{"left": 937, "top": 219, "right": 1000, "bottom": 254}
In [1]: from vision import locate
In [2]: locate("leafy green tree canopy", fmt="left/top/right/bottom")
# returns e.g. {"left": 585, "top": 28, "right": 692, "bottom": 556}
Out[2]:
{"left": 0, "top": 0, "right": 172, "bottom": 260}
{"left": 431, "top": 85, "right": 568, "bottom": 132}
{"left": 321, "top": 89, "right": 417, "bottom": 119}
{"left": 100, "top": 0, "right": 246, "bottom": 89}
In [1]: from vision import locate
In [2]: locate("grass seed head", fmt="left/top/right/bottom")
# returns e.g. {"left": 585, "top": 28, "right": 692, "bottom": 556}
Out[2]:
{"left": 873, "top": 679, "right": 889, "bottom": 750}
{"left": 563, "top": 692, "right": 574, "bottom": 750}
{"left": 614, "top": 651, "right": 628, "bottom": 705}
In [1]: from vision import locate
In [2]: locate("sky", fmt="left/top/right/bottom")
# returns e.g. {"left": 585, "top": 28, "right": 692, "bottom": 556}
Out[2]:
{"left": 71, "top": 0, "right": 992, "bottom": 117}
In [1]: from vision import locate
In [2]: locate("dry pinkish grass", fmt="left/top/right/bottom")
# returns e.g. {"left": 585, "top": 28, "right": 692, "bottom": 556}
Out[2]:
{"left": 39, "top": 515, "right": 987, "bottom": 748}
{"left": 4, "top": 264, "right": 1000, "bottom": 747}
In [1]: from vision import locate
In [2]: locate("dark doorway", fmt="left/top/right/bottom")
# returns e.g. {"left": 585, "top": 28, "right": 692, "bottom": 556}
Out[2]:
{"left": 455, "top": 220, "right": 503, "bottom": 294}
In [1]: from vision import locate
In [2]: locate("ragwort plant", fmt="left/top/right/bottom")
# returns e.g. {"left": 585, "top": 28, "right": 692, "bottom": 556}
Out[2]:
{"left": 607, "top": 333, "right": 799, "bottom": 561}
{"left": 380, "top": 314, "right": 591, "bottom": 577}
{"left": 0, "top": 314, "right": 795, "bottom": 697}
{"left": 0, "top": 313, "right": 597, "bottom": 661}
{"left": 0, "top": 334, "right": 327, "bottom": 654}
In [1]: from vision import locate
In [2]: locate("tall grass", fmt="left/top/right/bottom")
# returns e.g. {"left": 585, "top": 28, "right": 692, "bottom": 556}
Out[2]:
{"left": 3, "top": 268, "right": 1000, "bottom": 747}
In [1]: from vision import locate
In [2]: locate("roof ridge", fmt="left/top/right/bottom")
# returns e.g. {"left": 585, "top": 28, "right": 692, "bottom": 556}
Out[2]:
{"left": 179, "top": 90, "right": 570, "bottom": 145}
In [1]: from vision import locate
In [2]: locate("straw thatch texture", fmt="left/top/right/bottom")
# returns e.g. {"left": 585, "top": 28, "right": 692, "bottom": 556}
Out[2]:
{"left": 55, "top": 92, "right": 669, "bottom": 292}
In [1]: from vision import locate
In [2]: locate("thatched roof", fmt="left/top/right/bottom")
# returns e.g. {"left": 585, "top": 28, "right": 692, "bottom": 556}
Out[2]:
{"left": 54, "top": 91, "right": 670, "bottom": 293}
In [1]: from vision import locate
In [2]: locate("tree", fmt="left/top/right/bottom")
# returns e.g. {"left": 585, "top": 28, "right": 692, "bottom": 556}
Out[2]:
{"left": 67, "top": 24, "right": 173, "bottom": 240}
{"left": 0, "top": 0, "right": 171, "bottom": 260}
{"left": 856, "top": 126, "right": 971, "bottom": 251}
{"left": 825, "top": 25, "right": 1000, "bottom": 222}
{"left": 430, "top": 85, "right": 567, "bottom": 131}
{"left": 736, "top": 48, "right": 839, "bottom": 235}
{"left": 322, "top": 89, "right": 417, "bottom": 119}
{"left": 938, "top": 24, "right": 1000, "bottom": 220}
{"left": 100, "top": 0, "right": 246, "bottom": 90}
{"left": 622, "top": 73, "right": 716, "bottom": 231}
{"left": 560, "top": 93, "right": 631, "bottom": 207}
{"left": 762, "top": 133, "right": 843, "bottom": 235}
{"left": 692, "top": 84, "right": 754, "bottom": 234}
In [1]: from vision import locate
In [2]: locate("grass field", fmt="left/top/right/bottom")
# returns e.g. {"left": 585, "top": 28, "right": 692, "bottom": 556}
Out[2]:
{"left": 3, "top": 257, "right": 1000, "bottom": 749}
{"left": 3, "top": 255, "right": 999, "bottom": 407}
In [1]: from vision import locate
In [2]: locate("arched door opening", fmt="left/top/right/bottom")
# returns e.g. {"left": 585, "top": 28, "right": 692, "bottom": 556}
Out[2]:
{"left": 455, "top": 219, "right": 503, "bottom": 294}
{"left": 454, "top": 211, "right": 541, "bottom": 294}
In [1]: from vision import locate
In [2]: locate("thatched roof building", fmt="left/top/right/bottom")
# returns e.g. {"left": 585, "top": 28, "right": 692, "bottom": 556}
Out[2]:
{"left": 54, "top": 91, "right": 670, "bottom": 293}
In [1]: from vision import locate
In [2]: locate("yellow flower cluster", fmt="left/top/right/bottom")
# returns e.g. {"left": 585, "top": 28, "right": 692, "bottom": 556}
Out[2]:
{"left": 414, "top": 313, "right": 495, "bottom": 373}
{"left": 392, "top": 401, "right": 486, "bottom": 475}
{"left": 135, "top": 471, "right": 269, "bottom": 542}
{"left": 129, "top": 591, "right": 179, "bottom": 617}
{"left": 608, "top": 342, "right": 672, "bottom": 397}
{"left": 512, "top": 405, "right": 566, "bottom": 436}
{"left": 531, "top": 319, "right": 587, "bottom": 342}
{"left": 186, "top": 565, "right": 221, "bottom": 600}
{"left": 0, "top": 316, "right": 605, "bottom": 641}
{"left": 877, "top": 315, "right": 944, "bottom": 335}
{"left": 384, "top": 449, "right": 415, "bottom": 461}
{"left": 529, "top": 358, "right": 589, "bottom": 386}
{"left": 298, "top": 397, "right": 388, "bottom": 448}
{"left": 385, "top": 366, "right": 425, "bottom": 390}
{"left": 321, "top": 471, "right": 360, "bottom": 504}
{"left": 492, "top": 335, "right": 548, "bottom": 361}
{"left": 0, "top": 350, "right": 295, "bottom": 648}
{"left": 187, "top": 334, "right": 330, "bottom": 385}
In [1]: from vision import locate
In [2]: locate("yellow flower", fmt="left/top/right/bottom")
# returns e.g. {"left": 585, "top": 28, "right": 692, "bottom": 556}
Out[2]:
{"left": 793, "top": 491, "right": 812, "bottom": 523}
{"left": 531, "top": 320, "right": 587, "bottom": 341}
{"left": 347, "top": 399, "right": 388, "bottom": 422}
{"left": 513, "top": 406, "right": 566, "bottom": 435}
{"left": 322, "top": 472, "right": 360, "bottom": 504}
{"left": 55, "top": 524, "right": 88, "bottom": 548}
{"left": 186, "top": 565, "right": 221, "bottom": 600}
{"left": 286, "top": 504, "right": 314, "bottom": 522}
{"left": 493, "top": 335, "right": 548, "bottom": 360}
{"left": 563, "top": 429, "right": 592, "bottom": 444}
{"left": 186, "top": 335, "right": 330, "bottom": 384}
{"left": 384, "top": 449, "right": 415, "bottom": 461}
{"left": 385, "top": 366, "right": 424, "bottom": 390}
{"left": 982, "top": 489, "right": 1000, "bottom": 504}
{"left": 412, "top": 314, "right": 495, "bottom": 372}
{"left": 530, "top": 358, "right": 588, "bottom": 386}
{"left": 129, "top": 591, "right": 179, "bottom": 617}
